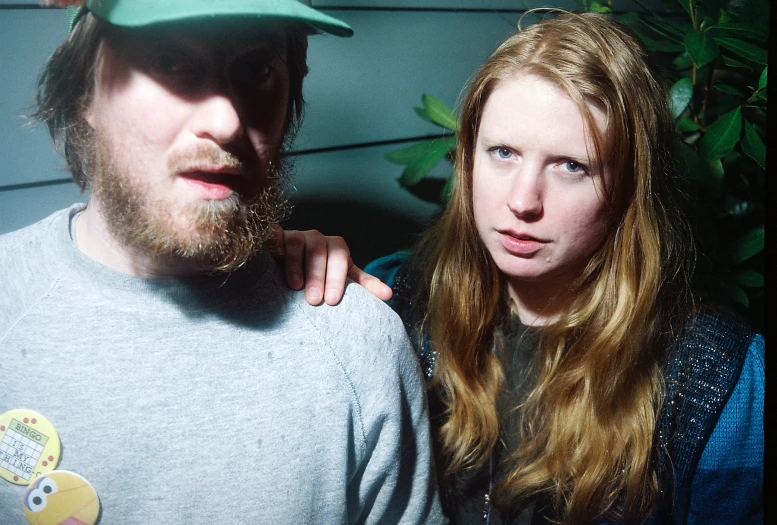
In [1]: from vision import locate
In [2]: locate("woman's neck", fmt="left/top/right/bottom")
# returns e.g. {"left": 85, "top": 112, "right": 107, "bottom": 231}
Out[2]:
{"left": 506, "top": 274, "right": 576, "bottom": 327}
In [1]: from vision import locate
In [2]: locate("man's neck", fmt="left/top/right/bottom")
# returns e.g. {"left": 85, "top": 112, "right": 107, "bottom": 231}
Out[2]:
{"left": 74, "top": 204, "right": 204, "bottom": 279}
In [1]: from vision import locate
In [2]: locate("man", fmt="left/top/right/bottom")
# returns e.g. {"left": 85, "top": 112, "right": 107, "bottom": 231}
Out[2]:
{"left": 0, "top": 1, "right": 443, "bottom": 522}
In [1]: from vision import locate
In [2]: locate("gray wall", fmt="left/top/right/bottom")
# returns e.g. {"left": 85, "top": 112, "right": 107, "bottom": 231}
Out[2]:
{"left": 0, "top": 0, "right": 648, "bottom": 264}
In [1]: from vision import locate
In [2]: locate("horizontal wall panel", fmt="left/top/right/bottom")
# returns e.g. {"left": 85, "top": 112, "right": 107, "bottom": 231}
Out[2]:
{"left": 285, "top": 143, "right": 443, "bottom": 266}
{"left": 0, "top": 181, "right": 85, "bottom": 235}
{"left": 296, "top": 9, "right": 516, "bottom": 150}
{"left": 0, "top": 0, "right": 664, "bottom": 10}
{"left": 314, "top": 1, "right": 663, "bottom": 11}
{"left": 315, "top": 1, "right": 574, "bottom": 10}
{"left": 0, "top": 9, "right": 69, "bottom": 187}
{"left": 289, "top": 143, "right": 441, "bottom": 223}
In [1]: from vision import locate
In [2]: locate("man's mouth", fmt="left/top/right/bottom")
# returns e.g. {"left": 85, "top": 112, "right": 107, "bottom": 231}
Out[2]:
{"left": 179, "top": 169, "right": 246, "bottom": 200}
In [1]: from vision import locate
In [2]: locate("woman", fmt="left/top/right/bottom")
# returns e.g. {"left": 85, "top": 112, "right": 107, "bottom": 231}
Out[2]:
{"left": 278, "top": 11, "right": 763, "bottom": 524}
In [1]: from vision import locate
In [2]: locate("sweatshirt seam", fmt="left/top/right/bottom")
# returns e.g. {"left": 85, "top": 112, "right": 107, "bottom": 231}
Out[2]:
{"left": 1, "top": 272, "right": 65, "bottom": 345}
{"left": 269, "top": 277, "right": 368, "bottom": 455}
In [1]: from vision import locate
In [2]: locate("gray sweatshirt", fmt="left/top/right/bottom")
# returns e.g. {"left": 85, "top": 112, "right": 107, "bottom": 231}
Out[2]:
{"left": 0, "top": 205, "right": 444, "bottom": 524}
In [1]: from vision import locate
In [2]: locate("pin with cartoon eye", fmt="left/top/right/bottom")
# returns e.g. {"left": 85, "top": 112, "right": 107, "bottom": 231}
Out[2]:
{"left": 23, "top": 470, "right": 100, "bottom": 525}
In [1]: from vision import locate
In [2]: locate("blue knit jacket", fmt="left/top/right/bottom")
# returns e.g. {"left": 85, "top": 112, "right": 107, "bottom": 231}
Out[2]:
{"left": 366, "top": 251, "right": 764, "bottom": 525}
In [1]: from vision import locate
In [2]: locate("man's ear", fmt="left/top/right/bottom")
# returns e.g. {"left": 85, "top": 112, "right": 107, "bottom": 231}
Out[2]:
{"left": 83, "top": 100, "right": 95, "bottom": 128}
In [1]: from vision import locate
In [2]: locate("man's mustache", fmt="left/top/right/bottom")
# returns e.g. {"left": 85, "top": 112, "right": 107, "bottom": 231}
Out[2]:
{"left": 167, "top": 146, "right": 248, "bottom": 176}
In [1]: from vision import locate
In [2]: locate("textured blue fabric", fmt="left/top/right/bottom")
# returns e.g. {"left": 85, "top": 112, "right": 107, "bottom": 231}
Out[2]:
{"left": 687, "top": 335, "right": 764, "bottom": 525}
{"left": 365, "top": 250, "right": 412, "bottom": 289}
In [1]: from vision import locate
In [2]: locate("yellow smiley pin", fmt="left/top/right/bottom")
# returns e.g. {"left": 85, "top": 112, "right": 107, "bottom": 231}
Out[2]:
{"left": 23, "top": 470, "right": 100, "bottom": 525}
{"left": 0, "top": 409, "right": 62, "bottom": 485}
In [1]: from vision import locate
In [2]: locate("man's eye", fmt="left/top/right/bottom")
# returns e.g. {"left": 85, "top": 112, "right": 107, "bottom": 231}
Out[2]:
{"left": 233, "top": 53, "right": 276, "bottom": 88}
{"left": 151, "top": 53, "right": 190, "bottom": 75}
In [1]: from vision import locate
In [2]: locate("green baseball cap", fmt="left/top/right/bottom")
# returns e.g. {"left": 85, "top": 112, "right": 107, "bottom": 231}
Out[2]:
{"left": 71, "top": 0, "right": 352, "bottom": 37}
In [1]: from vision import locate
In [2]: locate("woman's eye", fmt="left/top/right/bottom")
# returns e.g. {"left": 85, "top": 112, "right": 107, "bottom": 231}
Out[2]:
{"left": 491, "top": 147, "right": 513, "bottom": 159}
{"left": 563, "top": 160, "right": 586, "bottom": 173}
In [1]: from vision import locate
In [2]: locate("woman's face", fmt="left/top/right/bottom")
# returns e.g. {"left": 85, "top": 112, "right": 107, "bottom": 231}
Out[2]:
{"left": 472, "top": 74, "right": 612, "bottom": 298}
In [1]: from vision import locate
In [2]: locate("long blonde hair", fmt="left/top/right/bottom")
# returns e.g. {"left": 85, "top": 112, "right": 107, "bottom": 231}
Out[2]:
{"left": 417, "top": 11, "right": 693, "bottom": 523}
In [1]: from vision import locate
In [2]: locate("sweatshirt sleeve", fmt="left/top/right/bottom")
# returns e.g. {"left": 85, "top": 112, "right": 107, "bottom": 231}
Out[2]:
{"left": 346, "top": 295, "right": 446, "bottom": 524}
{"left": 686, "top": 334, "right": 764, "bottom": 525}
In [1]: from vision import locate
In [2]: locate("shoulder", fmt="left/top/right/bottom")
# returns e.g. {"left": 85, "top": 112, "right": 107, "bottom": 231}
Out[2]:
{"left": 656, "top": 309, "right": 762, "bottom": 511}
{"left": 263, "top": 258, "right": 421, "bottom": 384}
{"left": 0, "top": 207, "right": 68, "bottom": 253}
{"left": 686, "top": 335, "right": 764, "bottom": 523}
{"left": 0, "top": 207, "right": 74, "bottom": 328}
{"left": 264, "top": 260, "right": 425, "bottom": 442}
{"left": 664, "top": 309, "right": 756, "bottom": 385}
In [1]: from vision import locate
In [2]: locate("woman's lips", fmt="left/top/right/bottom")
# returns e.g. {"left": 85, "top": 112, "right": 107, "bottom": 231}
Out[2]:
{"left": 498, "top": 231, "right": 546, "bottom": 255}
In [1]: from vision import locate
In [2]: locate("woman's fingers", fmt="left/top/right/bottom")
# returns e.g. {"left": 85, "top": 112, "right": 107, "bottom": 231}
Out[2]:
{"left": 348, "top": 265, "right": 393, "bottom": 302}
{"left": 276, "top": 229, "right": 392, "bottom": 305}
{"left": 301, "top": 230, "right": 330, "bottom": 305}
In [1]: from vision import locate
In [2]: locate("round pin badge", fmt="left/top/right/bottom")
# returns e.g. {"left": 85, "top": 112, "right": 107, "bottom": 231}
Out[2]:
{"left": 0, "top": 409, "right": 62, "bottom": 485}
{"left": 23, "top": 470, "right": 100, "bottom": 525}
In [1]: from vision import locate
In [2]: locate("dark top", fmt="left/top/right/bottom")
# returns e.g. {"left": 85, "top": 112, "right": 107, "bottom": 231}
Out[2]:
{"left": 447, "top": 315, "right": 540, "bottom": 525}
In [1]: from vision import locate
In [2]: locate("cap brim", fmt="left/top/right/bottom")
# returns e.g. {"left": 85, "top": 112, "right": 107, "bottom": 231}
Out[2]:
{"left": 84, "top": 0, "right": 353, "bottom": 37}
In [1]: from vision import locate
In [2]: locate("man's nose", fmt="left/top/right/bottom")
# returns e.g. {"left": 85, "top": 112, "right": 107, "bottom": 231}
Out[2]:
{"left": 506, "top": 167, "right": 543, "bottom": 218}
{"left": 190, "top": 93, "right": 244, "bottom": 145}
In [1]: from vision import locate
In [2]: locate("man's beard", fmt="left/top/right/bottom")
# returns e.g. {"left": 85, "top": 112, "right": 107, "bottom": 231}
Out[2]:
{"left": 86, "top": 130, "right": 291, "bottom": 273}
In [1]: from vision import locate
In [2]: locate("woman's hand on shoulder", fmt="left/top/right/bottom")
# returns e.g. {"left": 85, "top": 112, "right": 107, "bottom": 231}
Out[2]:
{"left": 270, "top": 226, "right": 393, "bottom": 306}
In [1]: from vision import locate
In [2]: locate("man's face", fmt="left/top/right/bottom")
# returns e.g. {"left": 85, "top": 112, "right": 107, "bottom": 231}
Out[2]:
{"left": 84, "top": 23, "right": 293, "bottom": 271}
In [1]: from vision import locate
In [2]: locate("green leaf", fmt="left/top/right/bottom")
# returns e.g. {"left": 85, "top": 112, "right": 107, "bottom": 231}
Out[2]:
{"left": 413, "top": 107, "right": 435, "bottom": 125}
{"left": 684, "top": 30, "right": 720, "bottom": 68}
{"left": 722, "top": 281, "right": 749, "bottom": 307}
{"left": 669, "top": 78, "right": 693, "bottom": 118}
{"left": 700, "top": 15, "right": 716, "bottom": 32}
{"left": 397, "top": 137, "right": 456, "bottom": 187}
{"left": 421, "top": 94, "right": 458, "bottom": 131}
{"left": 735, "top": 270, "right": 764, "bottom": 288}
{"left": 732, "top": 227, "right": 764, "bottom": 263}
{"left": 634, "top": 30, "right": 686, "bottom": 52}
{"left": 725, "top": 198, "right": 751, "bottom": 216}
{"left": 741, "top": 120, "right": 766, "bottom": 170}
{"left": 673, "top": 52, "right": 694, "bottom": 69}
{"left": 712, "top": 36, "right": 767, "bottom": 65}
{"left": 758, "top": 66, "right": 767, "bottom": 89}
{"left": 706, "top": 22, "right": 768, "bottom": 43}
{"left": 636, "top": 16, "right": 686, "bottom": 42}
{"left": 385, "top": 139, "right": 435, "bottom": 165}
{"left": 617, "top": 12, "right": 640, "bottom": 25}
{"left": 590, "top": 1, "right": 612, "bottom": 13}
{"left": 674, "top": 0, "right": 692, "bottom": 18}
{"left": 384, "top": 135, "right": 455, "bottom": 165}
{"left": 721, "top": 55, "right": 749, "bottom": 68}
{"left": 678, "top": 117, "right": 701, "bottom": 132}
{"left": 698, "top": 106, "right": 742, "bottom": 160}
{"left": 707, "top": 158, "right": 724, "bottom": 181}
{"left": 713, "top": 83, "right": 745, "bottom": 97}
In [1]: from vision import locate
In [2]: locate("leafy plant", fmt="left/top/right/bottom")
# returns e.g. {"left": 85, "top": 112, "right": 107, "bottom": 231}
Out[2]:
{"left": 385, "top": 0, "right": 766, "bottom": 331}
